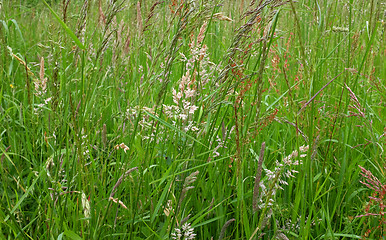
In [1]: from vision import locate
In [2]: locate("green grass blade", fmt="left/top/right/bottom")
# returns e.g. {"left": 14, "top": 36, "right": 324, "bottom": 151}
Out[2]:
{"left": 42, "top": 0, "right": 85, "bottom": 50}
{"left": 151, "top": 178, "right": 172, "bottom": 223}
{"left": 63, "top": 230, "right": 83, "bottom": 240}
{"left": 4, "top": 167, "right": 44, "bottom": 222}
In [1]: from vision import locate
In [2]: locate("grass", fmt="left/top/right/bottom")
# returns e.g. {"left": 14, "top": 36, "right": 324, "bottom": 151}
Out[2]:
{"left": 0, "top": 0, "right": 385, "bottom": 239}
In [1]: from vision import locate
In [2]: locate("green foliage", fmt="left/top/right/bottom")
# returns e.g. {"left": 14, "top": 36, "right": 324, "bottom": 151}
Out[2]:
{"left": 0, "top": 0, "right": 384, "bottom": 239}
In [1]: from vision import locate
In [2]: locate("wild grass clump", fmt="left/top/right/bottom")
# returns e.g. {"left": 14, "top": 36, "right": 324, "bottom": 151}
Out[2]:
{"left": 0, "top": 0, "right": 385, "bottom": 239}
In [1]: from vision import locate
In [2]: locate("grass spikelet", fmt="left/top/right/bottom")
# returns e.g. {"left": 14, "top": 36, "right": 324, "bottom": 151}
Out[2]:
{"left": 356, "top": 165, "right": 386, "bottom": 238}
{"left": 81, "top": 191, "right": 91, "bottom": 220}
{"left": 171, "top": 222, "right": 196, "bottom": 240}
{"left": 123, "top": 27, "right": 131, "bottom": 55}
{"left": 136, "top": 1, "right": 143, "bottom": 36}
{"left": 98, "top": 0, "right": 106, "bottom": 27}
{"left": 76, "top": 0, "right": 89, "bottom": 45}
{"left": 36, "top": 56, "right": 47, "bottom": 97}
{"left": 39, "top": 56, "right": 45, "bottom": 82}
{"left": 219, "top": 218, "right": 236, "bottom": 240}
{"left": 197, "top": 21, "right": 207, "bottom": 45}
{"left": 345, "top": 83, "right": 365, "bottom": 118}
{"left": 114, "top": 143, "right": 129, "bottom": 153}
{"left": 143, "top": 1, "right": 163, "bottom": 33}
{"left": 96, "top": 0, "right": 125, "bottom": 62}
{"left": 276, "top": 232, "right": 290, "bottom": 240}
{"left": 178, "top": 171, "right": 199, "bottom": 205}
{"left": 102, "top": 124, "right": 107, "bottom": 148}
{"left": 109, "top": 197, "right": 128, "bottom": 209}
{"left": 110, "top": 167, "right": 138, "bottom": 198}
{"left": 155, "top": 0, "right": 211, "bottom": 103}
{"left": 62, "top": 0, "right": 70, "bottom": 23}
{"left": 212, "top": 12, "right": 233, "bottom": 22}
{"left": 253, "top": 142, "right": 266, "bottom": 212}
{"left": 229, "top": 0, "right": 282, "bottom": 176}
{"left": 8, "top": 47, "right": 37, "bottom": 82}
{"left": 257, "top": 171, "right": 280, "bottom": 230}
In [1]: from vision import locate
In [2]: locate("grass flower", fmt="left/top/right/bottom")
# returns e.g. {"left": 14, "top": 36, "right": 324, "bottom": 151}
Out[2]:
{"left": 264, "top": 145, "right": 308, "bottom": 191}
{"left": 356, "top": 166, "right": 385, "bottom": 238}
{"left": 109, "top": 197, "right": 128, "bottom": 209}
{"left": 171, "top": 223, "right": 196, "bottom": 240}
{"left": 81, "top": 191, "right": 91, "bottom": 220}
{"left": 110, "top": 167, "right": 138, "bottom": 198}
{"left": 114, "top": 143, "right": 129, "bottom": 153}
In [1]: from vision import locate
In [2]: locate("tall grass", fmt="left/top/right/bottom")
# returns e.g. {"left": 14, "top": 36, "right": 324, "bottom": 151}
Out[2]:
{"left": 0, "top": 0, "right": 385, "bottom": 239}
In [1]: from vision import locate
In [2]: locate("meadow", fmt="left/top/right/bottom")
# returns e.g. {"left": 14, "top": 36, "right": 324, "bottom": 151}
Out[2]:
{"left": 0, "top": 0, "right": 385, "bottom": 239}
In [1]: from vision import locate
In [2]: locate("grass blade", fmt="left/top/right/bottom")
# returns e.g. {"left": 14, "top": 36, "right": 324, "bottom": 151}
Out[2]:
{"left": 42, "top": 0, "right": 85, "bottom": 50}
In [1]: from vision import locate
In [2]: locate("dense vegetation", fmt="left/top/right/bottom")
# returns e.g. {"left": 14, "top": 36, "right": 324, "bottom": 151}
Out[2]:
{"left": 0, "top": 0, "right": 385, "bottom": 239}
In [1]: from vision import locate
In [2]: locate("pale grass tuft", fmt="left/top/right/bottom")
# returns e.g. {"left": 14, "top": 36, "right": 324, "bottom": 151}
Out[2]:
{"left": 36, "top": 56, "right": 48, "bottom": 96}
{"left": 114, "top": 143, "right": 129, "bottom": 153}
{"left": 197, "top": 21, "right": 208, "bottom": 44}
{"left": 171, "top": 222, "right": 196, "bottom": 240}
{"left": 163, "top": 199, "right": 174, "bottom": 217}
{"left": 212, "top": 12, "right": 233, "bottom": 22}
{"left": 81, "top": 191, "right": 91, "bottom": 220}
{"left": 183, "top": 171, "right": 199, "bottom": 188}
{"left": 253, "top": 145, "right": 308, "bottom": 213}
{"left": 45, "top": 156, "right": 54, "bottom": 177}
{"left": 264, "top": 145, "right": 308, "bottom": 191}
{"left": 163, "top": 200, "right": 174, "bottom": 217}
{"left": 178, "top": 171, "right": 199, "bottom": 209}
{"left": 109, "top": 197, "right": 128, "bottom": 209}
